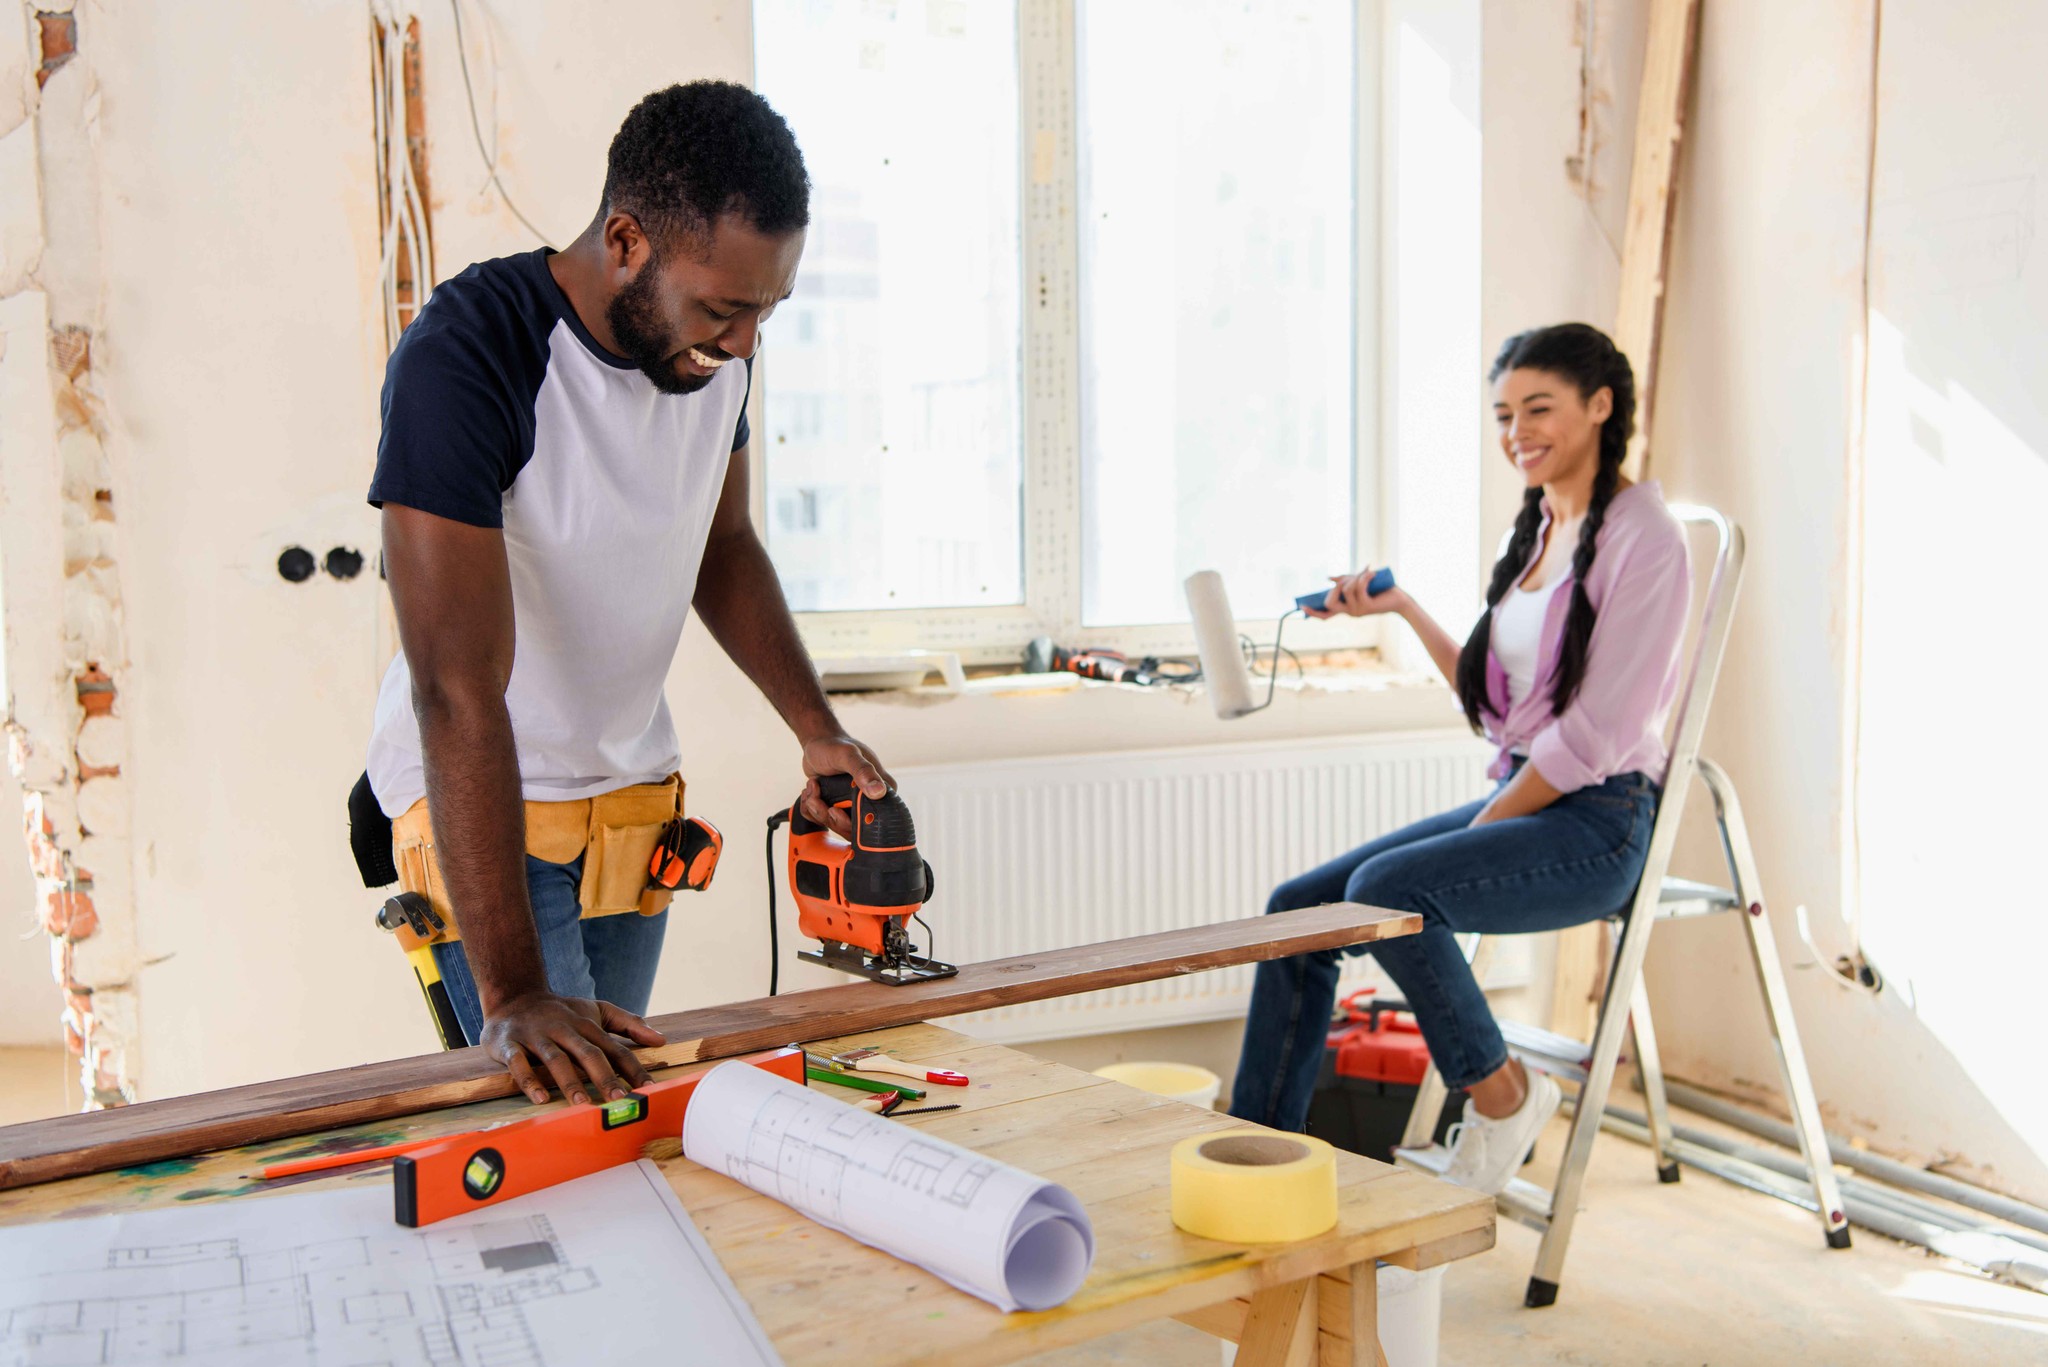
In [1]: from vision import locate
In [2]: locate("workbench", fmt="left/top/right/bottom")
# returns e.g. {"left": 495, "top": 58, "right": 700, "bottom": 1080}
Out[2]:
{"left": 0, "top": 1022, "right": 1493, "bottom": 1366}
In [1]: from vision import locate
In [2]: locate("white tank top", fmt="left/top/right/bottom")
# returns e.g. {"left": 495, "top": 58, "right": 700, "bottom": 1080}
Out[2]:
{"left": 1493, "top": 574, "right": 1568, "bottom": 715}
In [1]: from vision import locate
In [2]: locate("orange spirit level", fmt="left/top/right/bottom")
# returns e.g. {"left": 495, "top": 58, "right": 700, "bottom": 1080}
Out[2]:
{"left": 391, "top": 1046, "right": 804, "bottom": 1227}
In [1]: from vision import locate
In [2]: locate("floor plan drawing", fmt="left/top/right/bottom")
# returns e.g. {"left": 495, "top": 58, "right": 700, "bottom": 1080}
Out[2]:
{"left": 0, "top": 1161, "right": 781, "bottom": 1367}
{"left": 684, "top": 1061, "right": 1095, "bottom": 1312}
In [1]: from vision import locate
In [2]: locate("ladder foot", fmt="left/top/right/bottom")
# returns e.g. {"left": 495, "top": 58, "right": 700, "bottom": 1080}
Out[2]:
{"left": 1524, "top": 1277, "right": 1559, "bottom": 1309}
{"left": 1827, "top": 1226, "right": 1853, "bottom": 1250}
{"left": 1657, "top": 1161, "right": 1681, "bottom": 1184}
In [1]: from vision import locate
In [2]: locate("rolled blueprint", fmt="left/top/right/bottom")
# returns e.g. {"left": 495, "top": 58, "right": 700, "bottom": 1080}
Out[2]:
{"left": 1184, "top": 569, "right": 1257, "bottom": 719}
{"left": 682, "top": 1062, "right": 1095, "bottom": 1312}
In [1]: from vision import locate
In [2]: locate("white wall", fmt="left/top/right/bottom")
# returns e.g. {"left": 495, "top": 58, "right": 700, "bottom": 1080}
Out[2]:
{"left": 1641, "top": 0, "right": 2048, "bottom": 1201}
{"left": 0, "top": 769, "right": 53, "bottom": 1044}
{"left": 1479, "top": 0, "right": 2048, "bottom": 1202}
{"left": 76, "top": 0, "right": 1478, "bottom": 1100}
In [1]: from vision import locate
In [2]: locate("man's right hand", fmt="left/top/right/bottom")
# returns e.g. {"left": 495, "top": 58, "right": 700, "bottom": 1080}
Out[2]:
{"left": 479, "top": 992, "right": 668, "bottom": 1106}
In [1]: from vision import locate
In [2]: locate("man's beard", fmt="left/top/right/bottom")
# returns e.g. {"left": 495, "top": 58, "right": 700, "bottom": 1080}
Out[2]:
{"left": 605, "top": 262, "right": 713, "bottom": 395}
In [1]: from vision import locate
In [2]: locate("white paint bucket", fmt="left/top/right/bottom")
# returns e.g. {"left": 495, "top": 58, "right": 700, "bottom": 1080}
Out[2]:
{"left": 1092, "top": 1061, "right": 1222, "bottom": 1110}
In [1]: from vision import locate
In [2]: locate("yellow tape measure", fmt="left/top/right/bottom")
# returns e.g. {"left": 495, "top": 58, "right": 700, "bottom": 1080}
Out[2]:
{"left": 1169, "top": 1129, "right": 1339, "bottom": 1243}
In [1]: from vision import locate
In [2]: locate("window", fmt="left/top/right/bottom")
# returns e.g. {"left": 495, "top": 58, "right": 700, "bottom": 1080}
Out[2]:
{"left": 755, "top": 0, "right": 1384, "bottom": 660}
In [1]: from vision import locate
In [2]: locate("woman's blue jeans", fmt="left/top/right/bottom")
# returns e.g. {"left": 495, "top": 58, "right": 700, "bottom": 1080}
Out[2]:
{"left": 1228, "top": 767, "right": 1659, "bottom": 1132}
{"left": 430, "top": 853, "right": 669, "bottom": 1046}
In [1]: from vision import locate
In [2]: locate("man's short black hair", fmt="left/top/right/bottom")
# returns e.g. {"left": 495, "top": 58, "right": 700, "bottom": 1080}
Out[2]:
{"left": 601, "top": 81, "right": 809, "bottom": 252}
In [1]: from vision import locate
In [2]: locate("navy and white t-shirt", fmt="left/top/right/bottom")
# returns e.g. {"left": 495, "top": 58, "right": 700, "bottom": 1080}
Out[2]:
{"left": 365, "top": 249, "right": 750, "bottom": 817}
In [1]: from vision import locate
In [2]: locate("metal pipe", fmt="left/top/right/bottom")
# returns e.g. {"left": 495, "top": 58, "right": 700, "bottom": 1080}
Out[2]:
{"left": 1597, "top": 1106, "right": 2048, "bottom": 1292}
{"left": 1662, "top": 1079, "right": 2048, "bottom": 1239}
{"left": 1631, "top": 1105, "right": 2048, "bottom": 1260}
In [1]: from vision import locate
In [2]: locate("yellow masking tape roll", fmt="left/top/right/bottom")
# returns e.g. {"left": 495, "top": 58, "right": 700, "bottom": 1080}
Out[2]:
{"left": 1170, "top": 1129, "right": 1339, "bottom": 1243}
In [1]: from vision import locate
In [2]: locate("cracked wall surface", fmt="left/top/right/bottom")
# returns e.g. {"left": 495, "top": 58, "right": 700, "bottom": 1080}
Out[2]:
{"left": 0, "top": 1, "right": 138, "bottom": 1106}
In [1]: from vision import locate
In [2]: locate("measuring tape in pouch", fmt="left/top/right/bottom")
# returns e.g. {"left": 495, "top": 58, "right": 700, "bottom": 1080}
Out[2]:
{"left": 1169, "top": 1129, "right": 1339, "bottom": 1243}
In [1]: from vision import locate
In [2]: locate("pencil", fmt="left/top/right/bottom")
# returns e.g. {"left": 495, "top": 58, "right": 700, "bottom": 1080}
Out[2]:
{"left": 805, "top": 1066, "right": 925, "bottom": 1101}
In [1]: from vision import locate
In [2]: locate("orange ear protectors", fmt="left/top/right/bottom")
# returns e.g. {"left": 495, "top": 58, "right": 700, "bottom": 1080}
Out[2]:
{"left": 650, "top": 816, "right": 723, "bottom": 892}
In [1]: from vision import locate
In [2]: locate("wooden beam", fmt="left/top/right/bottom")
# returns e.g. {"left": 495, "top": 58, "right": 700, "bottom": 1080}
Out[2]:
{"left": 1612, "top": 0, "right": 1703, "bottom": 480}
{"left": 0, "top": 903, "right": 1415, "bottom": 1190}
{"left": 1553, "top": 0, "right": 1703, "bottom": 1038}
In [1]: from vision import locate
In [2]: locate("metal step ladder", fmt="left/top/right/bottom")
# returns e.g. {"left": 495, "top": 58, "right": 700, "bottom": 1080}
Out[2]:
{"left": 1394, "top": 507, "right": 1851, "bottom": 1307}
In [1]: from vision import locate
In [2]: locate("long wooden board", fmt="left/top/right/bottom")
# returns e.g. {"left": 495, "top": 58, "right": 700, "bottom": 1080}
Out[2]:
{"left": 0, "top": 902, "right": 1415, "bottom": 1189}
{"left": 1552, "top": 0, "right": 1704, "bottom": 1036}
{"left": 1613, "top": 0, "right": 1703, "bottom": 481}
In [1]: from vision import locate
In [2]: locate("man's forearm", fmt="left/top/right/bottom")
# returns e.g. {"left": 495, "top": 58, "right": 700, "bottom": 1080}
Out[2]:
{"left": 693, "top": 526, "right": 839, "bottom": 743}
{"left": 415, "top": 688, "right": 546, "bottom": 1013}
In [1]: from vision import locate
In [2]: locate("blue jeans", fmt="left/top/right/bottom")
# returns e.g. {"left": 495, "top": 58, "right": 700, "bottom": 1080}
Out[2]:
{"left": 1228, "top": 767, "right": 1659, "bottom": 1132}
{"left": 430, "top": 853, "right": 669, "bottom": 1046}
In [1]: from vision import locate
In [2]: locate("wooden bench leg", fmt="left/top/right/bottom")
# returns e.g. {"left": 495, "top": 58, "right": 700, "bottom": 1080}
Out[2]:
{"left": 1318, "top": 1261, "right": 1389, "bottom": 1367}
{"left": 1237, "top": 1277, "right": 1317, "bottom": 1367}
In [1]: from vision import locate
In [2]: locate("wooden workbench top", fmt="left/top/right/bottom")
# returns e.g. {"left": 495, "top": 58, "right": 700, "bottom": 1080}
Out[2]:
{"left": 0, "top": 1023, "right": 1492, "bottom": 1366}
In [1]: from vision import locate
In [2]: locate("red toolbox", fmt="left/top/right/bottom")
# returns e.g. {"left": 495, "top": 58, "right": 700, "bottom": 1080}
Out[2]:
{"left": 1305, "top": 989, "right": 1466, "bottom": 1161}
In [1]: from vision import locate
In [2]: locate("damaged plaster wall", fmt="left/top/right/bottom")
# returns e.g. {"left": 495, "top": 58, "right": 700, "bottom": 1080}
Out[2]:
{"left": 0, "top": 1, "right": 139, "bottom": 1105}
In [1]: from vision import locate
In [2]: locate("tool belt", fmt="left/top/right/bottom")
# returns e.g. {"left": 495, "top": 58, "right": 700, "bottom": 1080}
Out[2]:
{"left": 389, "top": 775, "right": 683, "bottom": 947}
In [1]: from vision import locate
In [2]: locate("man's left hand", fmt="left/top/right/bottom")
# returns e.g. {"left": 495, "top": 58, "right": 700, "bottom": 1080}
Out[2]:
{"left": 800, "top": 734, "right": 895, "bottom": 839}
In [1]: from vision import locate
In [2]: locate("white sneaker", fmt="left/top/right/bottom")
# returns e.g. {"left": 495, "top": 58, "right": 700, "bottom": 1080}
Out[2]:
{"left": 1441, "top": 1071, "right": 1560, "bottom": 1195}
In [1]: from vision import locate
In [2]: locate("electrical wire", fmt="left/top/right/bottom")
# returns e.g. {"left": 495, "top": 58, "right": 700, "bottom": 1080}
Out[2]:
{"left": 763, "top": 812, "right": 787, "bottom": 997}
{"left": 448, "top": 0, "right": 556, "bottom": 246}
{"left": 371, "top": 4, "right": 435, "bottom": 352}
{"left": 1231, "top": 609, "right": 1304, "bottom": 716}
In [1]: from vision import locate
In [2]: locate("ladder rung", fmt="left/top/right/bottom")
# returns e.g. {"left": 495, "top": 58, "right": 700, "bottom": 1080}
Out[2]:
{"left": 1394, "top": 1143, "right": 1450, "bottom": 1177}
{"left": 1498, "top": 1175, "right": 1556, "bottom": 1230}
{"left": 1658, "top": 876, "right": 1741, "bottom": 919}
{"left": 1393, "top": 1145, "right": 1555, "bottom": 1229}
{"left": 1500, "top": 1020, "right": 1596, "bottom": 1083}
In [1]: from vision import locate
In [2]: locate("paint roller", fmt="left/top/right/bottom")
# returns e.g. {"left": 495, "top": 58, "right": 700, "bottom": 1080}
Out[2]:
{"left": 1183, "top": 568, "right": 1397, "bottom": 720}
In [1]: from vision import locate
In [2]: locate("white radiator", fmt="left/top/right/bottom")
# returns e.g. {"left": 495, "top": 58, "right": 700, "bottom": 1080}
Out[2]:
{"left": 896, "top": 730, "right": 1505, "bottom": 1044}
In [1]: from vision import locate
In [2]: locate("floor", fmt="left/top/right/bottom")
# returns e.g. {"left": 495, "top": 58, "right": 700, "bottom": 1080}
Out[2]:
{"left": 0, "top": 1046, "right": 70, "bottom": 1125}
{"left": 1025, "top": 1109, "right": 2048, "bottom": 1366}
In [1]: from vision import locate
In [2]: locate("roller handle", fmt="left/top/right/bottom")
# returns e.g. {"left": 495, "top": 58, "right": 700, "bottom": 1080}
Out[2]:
{"left": 1297, "top": 566, "right": 1395, "bottom": 614}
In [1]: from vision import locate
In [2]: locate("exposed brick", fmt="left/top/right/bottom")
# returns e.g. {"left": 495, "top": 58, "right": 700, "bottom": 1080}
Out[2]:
{"left": 76, "top": 665, "right": 116, "bottom": 716}
{"left": 49, "top": 325, "right": 90, "bottom": 379}
{"left": 62, "top": 1019, "right": 83, "bottom": 1056}
{"left": 39, "top": 886, "right": 96, "bottom": 940}
{"left": 35, "top": 13, "right": 76, "bottom": 91}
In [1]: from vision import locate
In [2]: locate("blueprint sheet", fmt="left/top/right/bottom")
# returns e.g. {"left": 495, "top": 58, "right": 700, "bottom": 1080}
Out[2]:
{"left": 683, "top": 1061, "right": 1094, "bottom": 1312}
{"left": 0, "top": 1160, "right": 781, "bottom": 1367}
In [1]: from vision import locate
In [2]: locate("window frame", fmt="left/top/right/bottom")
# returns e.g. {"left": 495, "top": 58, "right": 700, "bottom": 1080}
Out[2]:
{"left": 752, "top": 0, "right": 1390, "bottom": 667}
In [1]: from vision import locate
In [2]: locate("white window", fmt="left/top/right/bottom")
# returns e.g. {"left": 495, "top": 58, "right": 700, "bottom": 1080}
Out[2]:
{"left": 755, "top": 0, "right": 1392, "bottom": 663}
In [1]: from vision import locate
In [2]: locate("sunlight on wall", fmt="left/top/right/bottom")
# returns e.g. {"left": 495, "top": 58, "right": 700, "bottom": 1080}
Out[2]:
{"left": 1384, "top": 3, "right": 1482, "bottom": 656}
{"left": 1857, "top": 307, "right": 2048, "bottom": 1159}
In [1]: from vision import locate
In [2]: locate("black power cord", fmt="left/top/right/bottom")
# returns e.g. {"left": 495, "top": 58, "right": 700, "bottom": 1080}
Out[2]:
{"left": 764, "top": 811, "right": 789, "bottom": 997}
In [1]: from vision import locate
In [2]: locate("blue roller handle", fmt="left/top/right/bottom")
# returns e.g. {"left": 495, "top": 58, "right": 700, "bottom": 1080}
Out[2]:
{"left": 1297, "top": 567, "right": 1394, "bottom": 613}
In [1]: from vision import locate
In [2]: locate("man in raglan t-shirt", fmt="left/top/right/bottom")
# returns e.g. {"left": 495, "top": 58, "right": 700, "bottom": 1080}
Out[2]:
{"left": 363, "top": 82, "right": 893, "bottom": 1108}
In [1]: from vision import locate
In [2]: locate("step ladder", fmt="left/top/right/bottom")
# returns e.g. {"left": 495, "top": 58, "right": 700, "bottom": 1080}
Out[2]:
{"left": 1394, "top": 507, "right": 1851, "bottom": 1307}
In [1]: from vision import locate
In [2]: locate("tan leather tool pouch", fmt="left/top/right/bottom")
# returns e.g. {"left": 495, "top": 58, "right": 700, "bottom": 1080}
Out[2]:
{"left": 389, "top": 775, "right": 684, "bottom": 944}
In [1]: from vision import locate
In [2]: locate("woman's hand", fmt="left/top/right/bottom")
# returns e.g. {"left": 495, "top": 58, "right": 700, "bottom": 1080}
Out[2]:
{"left": 1307, "top": 567, "right": 1407, "bottom": 619}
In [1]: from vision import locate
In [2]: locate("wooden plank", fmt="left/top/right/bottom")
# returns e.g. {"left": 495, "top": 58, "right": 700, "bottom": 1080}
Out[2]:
{"left": 1322, "top": 1260, "right": 1388, "bottom": 1367}
{"left": 1381, "top": 1222, "right": 1494, "bottom": 1272}
{"left": 0, "top": 903, "right": 1415, "bottom": 1189}
{"left": 1613, "top": 0, "right": 1703, "bottom": 479}
{"left": 1548, "top": 922, "right": 1607, "bottom": 1040}
{"left": 1552, "top": 0, "right": 1702, "bottom": 1034}
{"left": 1238, "top": 1279, "right": 1317, "bottom": 1367}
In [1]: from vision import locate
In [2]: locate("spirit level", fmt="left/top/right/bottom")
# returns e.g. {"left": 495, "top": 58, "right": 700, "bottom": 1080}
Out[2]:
{"left": 392, "top": 1046, "right": 805, "bottom": 1227}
